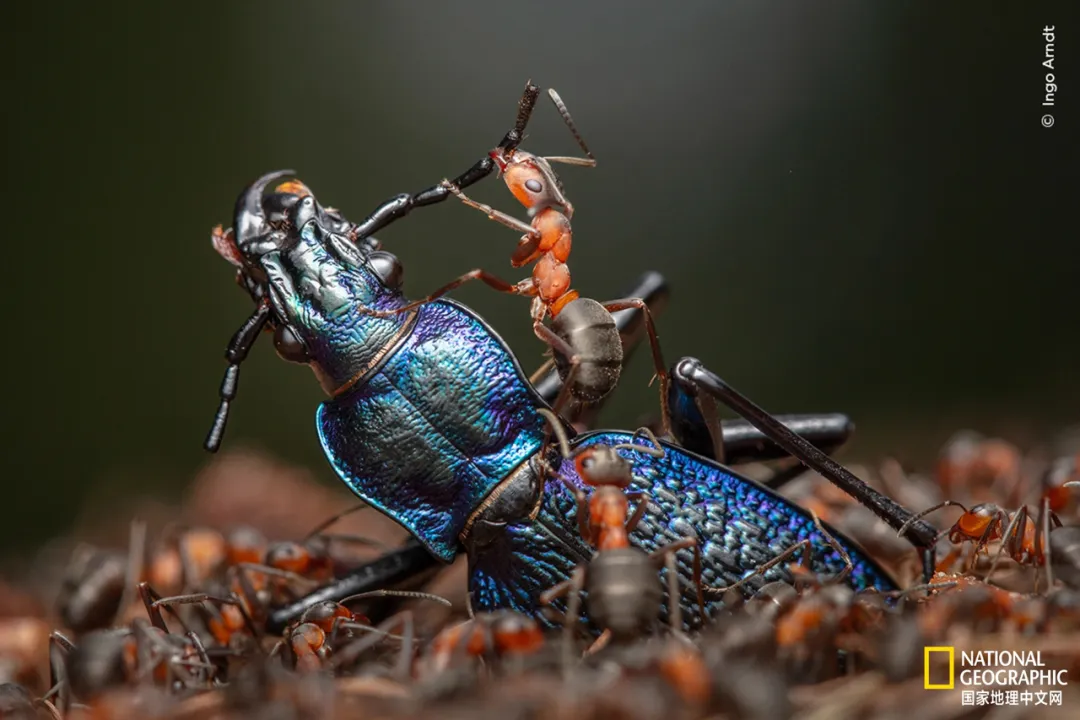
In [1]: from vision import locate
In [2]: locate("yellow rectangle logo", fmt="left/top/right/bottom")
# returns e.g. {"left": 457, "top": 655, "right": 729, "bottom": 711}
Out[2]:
{"left": 924, "top": 646, "right": 955, "bottom": 690}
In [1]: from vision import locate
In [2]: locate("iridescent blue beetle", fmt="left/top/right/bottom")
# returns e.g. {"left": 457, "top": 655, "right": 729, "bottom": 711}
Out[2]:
{"left": 204, "top": 90, "right": 938, "bottom": 632}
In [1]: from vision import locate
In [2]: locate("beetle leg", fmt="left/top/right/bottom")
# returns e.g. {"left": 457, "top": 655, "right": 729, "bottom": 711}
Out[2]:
{"left": 350, "top": 83, "right": 541, "bottom": 241}
{"left": 666, "top": 357, "right": 939, "bottom": 583}
{"left": 265, "top": 541, "right": 439, "bottom": 635}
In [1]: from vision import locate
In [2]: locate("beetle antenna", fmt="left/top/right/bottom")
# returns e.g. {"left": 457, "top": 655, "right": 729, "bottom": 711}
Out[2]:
{"left": 204, "top": 300, "right": 272, "bottom": 452}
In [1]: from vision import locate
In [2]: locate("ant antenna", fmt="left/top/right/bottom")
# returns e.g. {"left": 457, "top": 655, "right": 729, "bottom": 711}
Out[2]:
{"left": 546, "top": 89, "right": 597, "bottom": 166}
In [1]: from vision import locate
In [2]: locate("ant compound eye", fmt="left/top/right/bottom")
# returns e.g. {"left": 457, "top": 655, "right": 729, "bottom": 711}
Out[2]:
{"left": 525, "top": 179, "right": 543, "bottom": 193}
{"left": 274, "top": 325, "right": 310, "bottom": 364}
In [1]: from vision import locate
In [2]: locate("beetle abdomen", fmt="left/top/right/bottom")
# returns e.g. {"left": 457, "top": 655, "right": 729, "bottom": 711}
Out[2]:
{"left": 550, "top": 298, "right": 622, "bottom": 404}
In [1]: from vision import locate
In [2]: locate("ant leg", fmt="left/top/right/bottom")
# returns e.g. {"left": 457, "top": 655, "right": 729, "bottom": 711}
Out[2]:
{"left": 536, "top": 407, "right": 591, "bottom": 542}
{"left": 362, "top": 269, "right": 534, "bottom": 318}
{"left": 48, "top": 632, "right": 74, "bottom": 715}
{"left": 669, "top": 357, "right": 940, "bottom": 582}
{"left": 986, "top": 508, "right": 1025, "bottom": 581}
{"left": 560, "top": 566, "right": 587, "bottom": 672}
{"left": 811, "top": 512, "right": 854, "bottom": 585}
{"left": 539, "top": 576, "right": 575, "bottom": 607}
{"left": 664, "top": 551, "right": 684, "bottom": 638}
{"left": 649, "top": 537, "right": 705, "bottom": 624}
{"left": 441, "top": 181, "right": 541, "bottom": 237}
{"left": 234, "top": 563, "right": 317, "bottom": 589}
{"left": 138, "top": 582, "right": 172, "bottom": 632}
{"left": 350, "top": 82, "right": 540, "bottom": 241}
{"left": 532, "top": 322, "right": 582, "bottom": 420}
{"left": 965, "top": 513, "right": 1005, "bottom": 575}
{"left": 36, "top": 698, "right": 63, "bottom": 720}
{"left": 1040, "top": 499, "right": 1055, "bottom": 591}
{"left": 113, "top": 520, "right": 147, "bottom": 626}
{"left": 511, "top": 234, "right": 544, "bottom": 269}
{"left": 584, "top": 630, "right": 612, "bottom": 656}
{"left": 186, "top": 631, "right": 216, "bottom": 685}
{"left": 204, "top": 297, "right": 272, "bottom": 452}
{"left": 560, "top": 476, "right": 591, "bottom": 545}
{"left": 599, "top": 297, "right": 670, "bottom": 436}
{"left": 624, "top": 492, "right": 651, "bottom": 534}
{"left": 151, "top": 590, "right": 261, "bottom": 642}
{"left": 302, "top": 503, "right": 369, "bottom": 541}
{"left": 331, "top": 611, "right": 415, "bottom": 678}
{"left": 703, "top": 539, "right": 812, "bottom": 597}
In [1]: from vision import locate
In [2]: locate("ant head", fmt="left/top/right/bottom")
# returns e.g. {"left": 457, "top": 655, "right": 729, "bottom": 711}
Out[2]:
{"left": 967, "top": 503, "right": 1002, "bottom": 519}
{"left": 491, "top": 148, "right": 571, "bottom": 217}
{"left": 300, "top": 601, "right": 352, "bottom": 632}
{"left": 489, "top": 612, "right": 544, "bottom": 653}
{"left": 292, "top": 622, "right": 326, "bottom": 648}
{"left": 950, "top": 503, "right": 1004, "bottom": 542}
{"left": 265, "top": 542, "right": 312, "bottom": 575}
{"left": 226, "top": 527, "right": 268, "bottom": 565}
{"left": 574, "top": 446, "right": 632, "bottom": 488}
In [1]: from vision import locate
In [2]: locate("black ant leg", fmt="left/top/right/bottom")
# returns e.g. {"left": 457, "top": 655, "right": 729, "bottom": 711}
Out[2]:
{"left": 204, "top": 298, "right": 272, "bottom": 452}
{"left": 350, "top": 82, "right": 541, "bottom": 242}
{"left": 667, "top": 357, "right": 939, "bottom": 582}
{"left": 47, "top": 632, "right": 75, "bottom": 715}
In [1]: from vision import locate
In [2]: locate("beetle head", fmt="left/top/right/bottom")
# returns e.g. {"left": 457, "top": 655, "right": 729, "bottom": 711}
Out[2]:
{"left": 211, "top": 171, "right": 409, "bottom": 396}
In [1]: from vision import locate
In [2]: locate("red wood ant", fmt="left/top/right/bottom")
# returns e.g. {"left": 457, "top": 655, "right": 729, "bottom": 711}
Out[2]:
{"left": 146, "top": 525, "right": 227, "bottom": 597}
{"left": 268, "top": 590, "right": 448, "bottom": 679}
{"left": 897, "top": 499, "right": 1064, "bottom": 588}
{"left": 47, "top": 588, "right": 218, "bottom": 712}
{"left": 360, "top": 81, "right": 671, "bottom": 428}
{"left": 423, "top": 611, "right": 545, "bottom": 676}
{"left": 57, "top": 520, "right": 147, "bottom": 634}
{"left": 535, "top": 409, "right": 703, "bottom": 654}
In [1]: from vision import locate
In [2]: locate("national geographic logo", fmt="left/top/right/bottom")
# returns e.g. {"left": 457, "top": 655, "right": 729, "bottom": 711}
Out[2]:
{"left": 924, "top": 646, "right": 955, "bottom": 690}
{"left": 924, "top": 647, "right": 1069, "bottom": 707}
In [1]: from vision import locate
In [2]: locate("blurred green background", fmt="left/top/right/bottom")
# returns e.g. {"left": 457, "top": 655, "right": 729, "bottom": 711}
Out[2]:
{"left": 4, "top": 2, "right": 1073, "bottom": 553}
